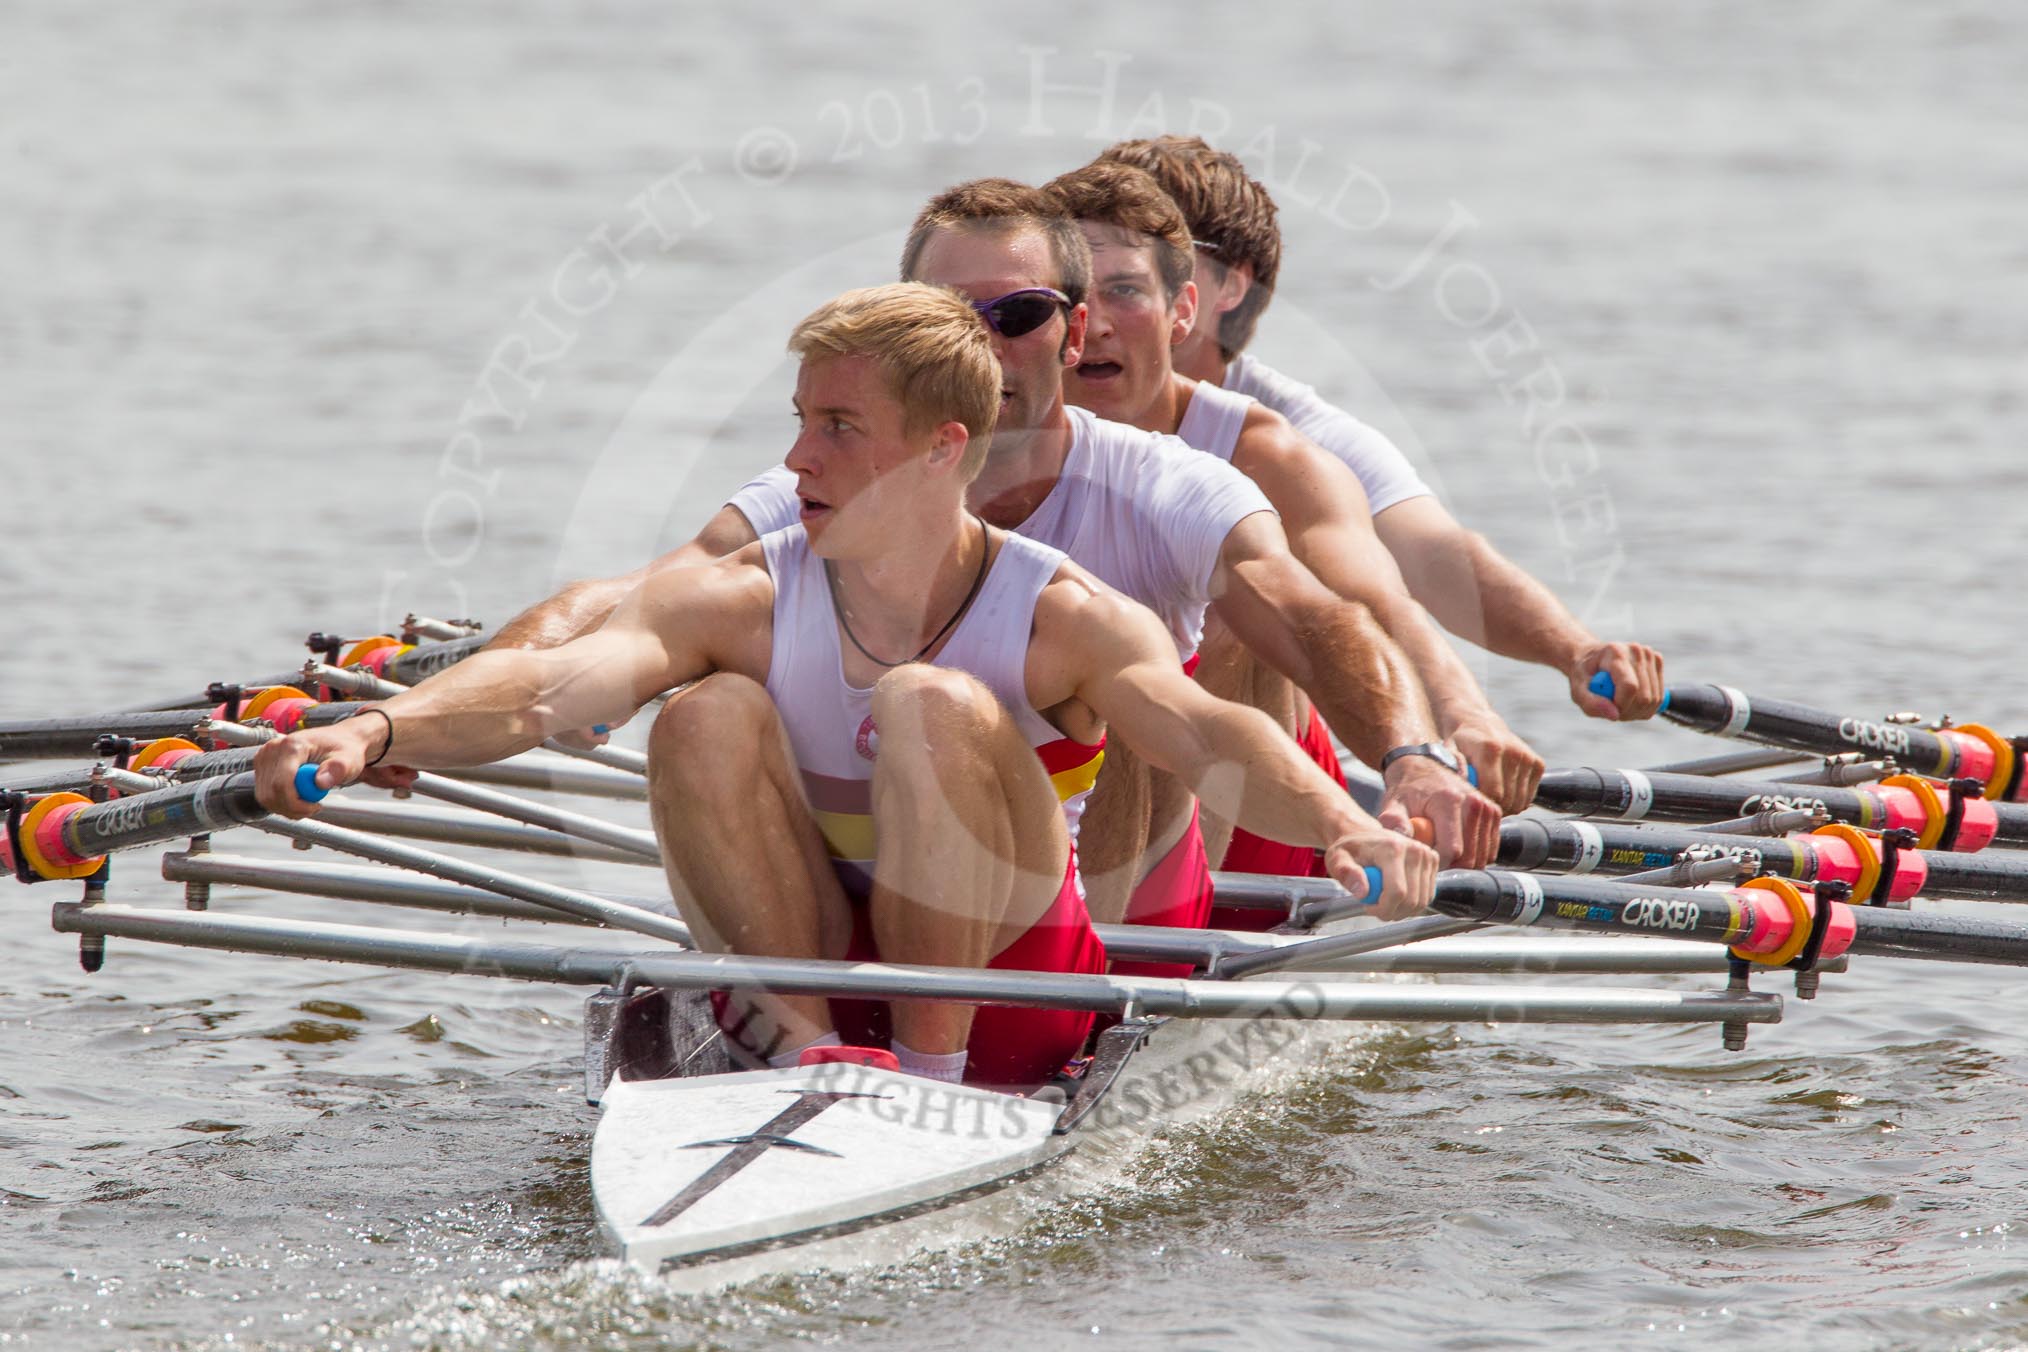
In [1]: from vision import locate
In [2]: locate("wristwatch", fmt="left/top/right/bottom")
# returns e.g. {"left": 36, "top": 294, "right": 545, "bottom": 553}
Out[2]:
{"left": 1379, "top": 741, "right": 1465, "bottom": 777}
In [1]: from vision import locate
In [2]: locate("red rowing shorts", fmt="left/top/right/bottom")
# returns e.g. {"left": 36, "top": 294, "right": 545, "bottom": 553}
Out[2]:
{"left": 823, "top": 850, "right": 1106, "bottom": 1089}
{"left": 1210, "top": 706, "right": 1345, "bottom": 932}
{"left": 1108, "top": 802, "right": 1215, "bottom": 979}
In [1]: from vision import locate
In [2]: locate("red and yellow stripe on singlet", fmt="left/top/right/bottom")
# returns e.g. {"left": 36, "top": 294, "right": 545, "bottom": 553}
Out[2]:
{"left": 801, "top": 735, "right": 1105, "bottom": 882}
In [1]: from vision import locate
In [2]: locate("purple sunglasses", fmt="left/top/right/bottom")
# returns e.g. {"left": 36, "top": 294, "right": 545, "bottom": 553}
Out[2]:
{"left": 969, "top": 287, "right": 1072, "bottom": 339}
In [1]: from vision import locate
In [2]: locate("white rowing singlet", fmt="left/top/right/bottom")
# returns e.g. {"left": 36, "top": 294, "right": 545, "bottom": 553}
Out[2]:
{"left": 1175, "top": 378, "right": 1253, "bottom": 464}
{"left": 730, "top": 406, "right": 1272, "bottom": 662}
{"left": 758, "top": 524, "right": 1104, "bottom": 895}
{"left": 1224, "top": 353, "right": 1433, "bottom": 514}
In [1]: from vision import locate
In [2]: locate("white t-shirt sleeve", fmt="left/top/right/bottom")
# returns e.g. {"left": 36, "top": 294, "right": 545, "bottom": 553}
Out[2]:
{"left": 1140, "top": 432, "right": 1276, "bottom": 594}
{"left": 1226, "top": 355, "right": 1433, "bottom": 515}
{"left": 726, "top": 464, "right": 800, "bottom": 536}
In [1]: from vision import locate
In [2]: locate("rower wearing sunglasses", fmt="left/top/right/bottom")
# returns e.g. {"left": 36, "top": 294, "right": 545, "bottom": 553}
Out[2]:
{"left": 483, "top": 180, "right": 1489, "bottom": 970}
{"left": 1100, "top": 135, "right": 1669, "bottom": 730}
{"left": 771, "top": 179, "right": 1496, "bottom": 943}
{"left": 259, "top": 283, "right": 1435, "bottom": 1088}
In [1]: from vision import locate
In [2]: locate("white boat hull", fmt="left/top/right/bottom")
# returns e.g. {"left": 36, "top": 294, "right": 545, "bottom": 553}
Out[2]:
{"left": 592, "top": 1062, "right": 1068, "bottom": 1273}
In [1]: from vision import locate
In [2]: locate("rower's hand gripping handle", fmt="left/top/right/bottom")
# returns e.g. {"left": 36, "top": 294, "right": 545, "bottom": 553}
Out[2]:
{"left": 292, "top": 763, "right": 330, "bottom": 806}
{"left": 1348, "top": 815, "right": 1435, "bottom": 907}
{"left": 1588, "top": 670, "right": 1674, "bottom": 713}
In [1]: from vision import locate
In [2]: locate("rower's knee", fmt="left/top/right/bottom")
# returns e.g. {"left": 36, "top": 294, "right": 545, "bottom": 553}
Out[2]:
{"left": 648, "top": 673, "right": 779, "bottom": 792}
{"left": 869, "top": 665, "right": 998, "bottom": 755}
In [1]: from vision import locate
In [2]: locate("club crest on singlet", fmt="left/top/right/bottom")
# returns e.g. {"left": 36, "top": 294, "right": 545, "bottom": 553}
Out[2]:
{"left": 854, "top": 715, "right": 879, "bottom": 761}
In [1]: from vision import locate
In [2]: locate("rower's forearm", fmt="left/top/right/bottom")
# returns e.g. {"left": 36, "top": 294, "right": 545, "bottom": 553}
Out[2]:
{"left": 485, "top": 577, "right": 634, "bottom": 651}
{"left": 1190, "top": 703, "right": 1369, "bottom": 847}
{"left": 1296, "top": 603, "right": 1437, "bottom": 765}
{"left": 376, "top": 648, "right": 635, "bottom": 767}
{"left": 1353, "top": 592, "right": 1506, "bottom": 745}
{"left": 1430, "top": 536, "right": 1596, "bottom": 674}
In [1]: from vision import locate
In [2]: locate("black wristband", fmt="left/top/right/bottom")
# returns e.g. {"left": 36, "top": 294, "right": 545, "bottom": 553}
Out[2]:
{"left": 358, "top": 707, "right": 396, "bottom": 767}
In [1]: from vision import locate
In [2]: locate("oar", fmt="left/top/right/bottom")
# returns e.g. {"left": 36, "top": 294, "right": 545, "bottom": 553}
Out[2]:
{"left": 1, "top": 685, "right": 340, "bottom": 763}
{"left": 121, "top": 631, "right": 488, "bottom": 713}
{"left": 197, "top": 719, "right": 647, "bottom": 799}
{"left": 1498, "top": 816, "right": 2028, "bottom": 904}
{"left": 1535, "top": 766, "right": 2028, "bottom": 851}
{"left": 0, "top": 712, "right": 218, "bottom": 762}
{"left": 0, "top": 765, "right": 324, "bottom": 881}
{"left": 119, "top": 672, "right": 315, "bottom": 714}
{"left": 147, "top": 732, "right": 661, "bottom": 862}
{"left": 0, "top": 764, "right": 699, "bottom": 951}
{"left": 298, "top": 633, "right": 488, "bottom": 686}
{"left": 5, "top": 755, "right": 655, "bottom": 869}
{"left": 115, "top": 634, "right": 484, "bottom": 728}
{"left": 1426, "top": 867, "right": 2028, "bottom": 968}
{"left": 1590, "top": 672, "right": 2026, "bottom": 804}
{"left": 160, "top": 851, "right": 1790, "bottom": 975}
{"left": 1117, "top": 860, "right": 2028, "bottom": 972}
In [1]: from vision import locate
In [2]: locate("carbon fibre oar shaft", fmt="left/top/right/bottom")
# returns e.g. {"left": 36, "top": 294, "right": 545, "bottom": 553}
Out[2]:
{"left": 383, "top": 634, "right": 487, "bottom": 684}
{"left": 0, "top": 687, "right": 368, "bottom": 764}
{"left": 1660, "top": 683, "right": 2026, "bottom": 803}
{"left": 0, "top": 770, "right": 284, "bottom": 880}
{"left": 1498, "top": 817, "right": 2028, "bottom": 903}
{"left": 198, "top": 719, "right": 647, "bottom": 799}
{"left": 118, "top": 631, "right": 485, "bottom": 714}
{"left": 1428, "top": 869, "right": 2028, "bottom": 967}
{"left": 1535, "top": 767, "right": 2028, "bottom": 850}
{"left": 0, "top": 712, "right": 214, "bottom": 762}
{"left": 160, "top": 850, "right": 1830, "bottom": 975}
{"left": 121, "top": 672, "right": 313, "bottom": 714}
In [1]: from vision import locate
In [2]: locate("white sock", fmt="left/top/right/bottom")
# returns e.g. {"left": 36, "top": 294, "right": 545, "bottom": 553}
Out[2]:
{"left": 766, "top": 1030, "right": 840, "bottom": 1069}
{"left": 892, "top": 1040, "right": 967, "bottom": 1084}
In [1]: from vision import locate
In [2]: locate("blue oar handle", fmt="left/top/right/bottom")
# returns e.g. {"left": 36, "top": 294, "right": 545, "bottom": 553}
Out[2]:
{"left": 1360, "top": 866, "right": 1383, "bottom": 905}
{"left": 1586, "top": 670, "right": 1673, "bottom": 713}
{"left": 293, "top": 763, "right": 330, "bottom": 805}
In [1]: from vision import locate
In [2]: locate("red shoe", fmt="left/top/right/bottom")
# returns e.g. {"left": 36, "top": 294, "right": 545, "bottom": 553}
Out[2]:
{"left": 799, "top": 1044, "right": 899, "bottom": 1071}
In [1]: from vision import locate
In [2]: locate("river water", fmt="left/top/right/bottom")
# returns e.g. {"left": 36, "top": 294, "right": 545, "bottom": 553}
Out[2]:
{"left": 4, "top": 3, "right": 2027, "bottom": 1349}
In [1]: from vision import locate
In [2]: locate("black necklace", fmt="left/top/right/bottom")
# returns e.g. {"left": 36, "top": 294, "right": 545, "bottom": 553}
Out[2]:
{"left": 824, "top": 515, "right": 992, "bottom": 668}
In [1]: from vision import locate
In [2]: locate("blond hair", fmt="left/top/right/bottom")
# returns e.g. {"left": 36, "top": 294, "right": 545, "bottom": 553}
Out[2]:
{"left": 788, "top": 283, "right": 1001, "bottom": 480}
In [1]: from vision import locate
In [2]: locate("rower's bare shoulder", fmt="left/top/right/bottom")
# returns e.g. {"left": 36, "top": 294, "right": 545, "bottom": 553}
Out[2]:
{"left": 1235, "top": 406, "right": 1372, "bottom": 511}
{"left": 1032, "top": 561, "right": 1166, "bottom": 655}
{"left": 633, "top": 541, "right": 775, "bottom": 629}
{"left": 1034, "top": 557, "right": 1116, "bottom": 617}
{"left": 1235, "top": 403, "right": 1321, "bottom": 470}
